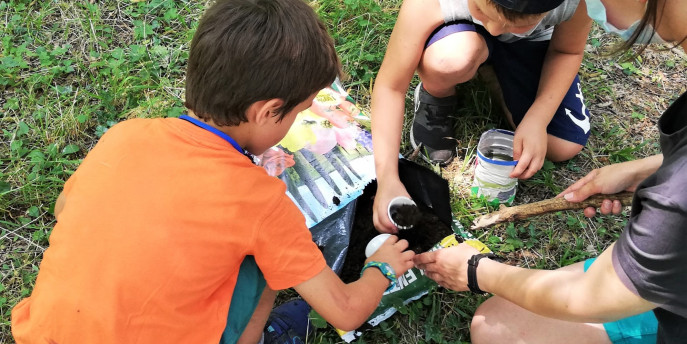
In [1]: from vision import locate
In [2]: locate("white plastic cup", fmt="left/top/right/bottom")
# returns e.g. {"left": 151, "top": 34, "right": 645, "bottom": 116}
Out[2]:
{"left": 471, "top": 129, "right": 518, "bottom": 205}
{"left": 365, "top": 233, "right": 392, "bottom": 258}
{"left": 387, "top": 196, "right": 417, "bottom": 230}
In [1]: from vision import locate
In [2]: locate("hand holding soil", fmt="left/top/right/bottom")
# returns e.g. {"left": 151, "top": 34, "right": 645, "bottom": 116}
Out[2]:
{"left": 372, "top": 179, "right": 411, "bottom": 233}
{"left": 366, "top": 235, "right": 416, "bottom": 279}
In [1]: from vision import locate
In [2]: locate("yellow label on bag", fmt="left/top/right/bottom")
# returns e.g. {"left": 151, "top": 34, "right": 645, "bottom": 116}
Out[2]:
{"left": 436, "top": 234, "right": 491, "bottom": 253}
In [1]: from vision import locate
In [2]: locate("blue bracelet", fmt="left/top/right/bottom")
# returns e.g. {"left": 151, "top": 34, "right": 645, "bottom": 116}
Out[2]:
{"left": 360, "top": 261, "right": 397, "bottom": 292}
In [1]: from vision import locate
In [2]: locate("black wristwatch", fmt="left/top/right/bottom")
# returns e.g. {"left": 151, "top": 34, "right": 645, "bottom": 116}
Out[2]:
{"left": 467, "top": 253, "right": 497, "bottom": 294}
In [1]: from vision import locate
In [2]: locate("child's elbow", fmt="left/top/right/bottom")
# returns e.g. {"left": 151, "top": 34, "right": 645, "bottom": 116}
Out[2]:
{"left": 329, "top": 316, "right": 366, "bottom": 332}
{"left": 326, "top": 299, "right": 374, "bottom": 331}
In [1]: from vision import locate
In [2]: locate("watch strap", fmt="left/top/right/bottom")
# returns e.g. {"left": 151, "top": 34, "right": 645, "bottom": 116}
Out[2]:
{"left": 467, "top": 253, "right": 497, "bottom": 294}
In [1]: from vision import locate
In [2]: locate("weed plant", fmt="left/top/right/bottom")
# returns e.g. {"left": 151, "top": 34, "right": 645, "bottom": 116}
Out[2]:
{"left": 1, "top": 0, "right": 685, "bottom": 343}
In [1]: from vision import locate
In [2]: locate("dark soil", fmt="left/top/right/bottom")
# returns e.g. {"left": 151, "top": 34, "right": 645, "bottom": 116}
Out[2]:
{"left": 339, "top": 181, "right": 454, "bottom": 283}
{"left": 390, "top": 204, "right": 421, "bottom": 229}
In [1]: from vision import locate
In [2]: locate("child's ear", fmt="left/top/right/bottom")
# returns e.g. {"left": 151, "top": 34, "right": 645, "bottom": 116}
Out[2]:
{"left": 249, "top": 99, "right": 284, "bottom": 126}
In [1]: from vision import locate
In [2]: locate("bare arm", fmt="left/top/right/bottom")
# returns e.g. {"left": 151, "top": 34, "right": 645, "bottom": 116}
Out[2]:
{"left": 294, "top": 267, "right": 388, "bottom": 331}
{"left": 559, "top": 154, "right": 663, "bottom": 216}
{"left": 511, "top": 2, "right": 593, "bottom": 179}
{"left": 532, "top": 3, "right": 592, "bottom": 122}
{"left": 479, "top": 244, "right": 655, "bottom": 322}
{"left": 294, "top": 236, "right": 415, "bottom": 330}
{"left": 415, "top": 242, "right": 655, "bottom": 323}
{"left": 371, "top": 0, "right": 444, "bottom": 232}
{"left": 656, "top": 0, "right": 687, "bottom": 52}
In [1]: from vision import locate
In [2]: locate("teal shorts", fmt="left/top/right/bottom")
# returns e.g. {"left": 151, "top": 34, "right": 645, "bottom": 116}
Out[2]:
{"left": 220, "top": 256, "right": 267, "bottom": 344}
{"left": 583, "top": 258, "right": 657, "bottom": 344}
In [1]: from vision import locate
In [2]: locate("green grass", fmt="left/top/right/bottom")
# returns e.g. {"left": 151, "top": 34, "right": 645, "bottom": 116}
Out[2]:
{"left": 1, "top": 0, "right": 685, "bottom": 343}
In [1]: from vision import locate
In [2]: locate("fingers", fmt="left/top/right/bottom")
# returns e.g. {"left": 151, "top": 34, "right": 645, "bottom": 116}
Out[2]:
{"left": 509, "top": 134, "right": 527, "bottom": 178}
{"left": 413, "top": 251, "right": 436, "bottom": 267}
{"left": 509, "top": 155, "right": 530, "bottom": 179}
{"left": 389, "top": 237, "right": 409, "bottom": 252}
{"left": 373, "top": 209, "right": 397, "bottom": 234}
{"left": 560, "top": 170, "right": 600, "bottom": 201}
{"left": 563, "top": 180, "right": 600, "bottom": 203}
{"left": 512, "top": 135, "right": 523, "bottom": 162}
{"left": 558, "top": 183, "right": 579, "bottom": 198}
{"left": 612, "top": 200, "right": 622, "bottom": 214}
{"left": 397, "top": 249, "right": 416, "bottom": 273}
{"left": 558, "top": 171, "right": 593, "bottom": 197}
{"left": 599, "top": 199, "right": 623, "bottom": 215}
{"left": 599, "top": 199, "right": 613, "bottom": 215}
{"left": 583, "top": 207, "right": 597, "bottom": 218}
{"left": 401, "top": 249, "right": 416, "bottom": 262}
{"left": 382, "top": 234, "right": 399, "bottom": 245}
{"left": 520, "top": 156, "right": 543, "bottom": 180}
{"left": 583, "top": 199, "right": 623, "bottom": 218}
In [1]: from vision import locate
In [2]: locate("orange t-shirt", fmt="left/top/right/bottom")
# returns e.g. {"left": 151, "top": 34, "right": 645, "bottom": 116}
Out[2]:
{"left": 11, "top": 118, "right": 327, "bottom": 343}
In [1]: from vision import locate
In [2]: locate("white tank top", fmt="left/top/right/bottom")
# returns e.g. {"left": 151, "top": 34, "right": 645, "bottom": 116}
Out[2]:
{"left": 438, "top": 0, "right": 580, "bottom": 42}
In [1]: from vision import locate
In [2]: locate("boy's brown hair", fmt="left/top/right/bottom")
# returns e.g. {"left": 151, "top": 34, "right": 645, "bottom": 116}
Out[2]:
{"left": 185, "top": 0, "right": 340, "bottom": 126}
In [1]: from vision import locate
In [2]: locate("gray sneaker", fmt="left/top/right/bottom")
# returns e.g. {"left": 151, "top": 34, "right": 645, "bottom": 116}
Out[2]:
{"left": 410, "top": 83, "right": 458, "bottom": 165}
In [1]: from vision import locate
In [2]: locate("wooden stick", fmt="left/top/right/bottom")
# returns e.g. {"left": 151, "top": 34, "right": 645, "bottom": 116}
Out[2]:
{"left": 407, "top": 142, "right": 423, "bottom": 162}
{"left": 471, "top": 191, "right": 635, "bottom": 230}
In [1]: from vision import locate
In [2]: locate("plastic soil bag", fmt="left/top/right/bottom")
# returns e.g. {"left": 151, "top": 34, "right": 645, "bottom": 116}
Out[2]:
{"left": 331, "top": 160, "right": 492, "bottom": 342}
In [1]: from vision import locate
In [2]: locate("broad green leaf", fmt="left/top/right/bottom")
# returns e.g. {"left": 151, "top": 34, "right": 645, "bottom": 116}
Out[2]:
{"left": 62, "top": 144, "right": 80, "bottom": 155}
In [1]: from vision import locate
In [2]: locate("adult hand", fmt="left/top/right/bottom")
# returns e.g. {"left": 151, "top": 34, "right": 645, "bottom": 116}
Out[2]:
{"left": 372, "top": 178, "right": 411, "bottom": 233}
{"left": 413, "top": 243, "right": 480, "bottom": 291}
{"left": 510, "top": 119, "right": 548, "bottom": 180}
{"left": 367, "top": 235, "right": 416, "bottom": 277}
{"left": 558, "top": 161, "right": 644, "bottom": 217}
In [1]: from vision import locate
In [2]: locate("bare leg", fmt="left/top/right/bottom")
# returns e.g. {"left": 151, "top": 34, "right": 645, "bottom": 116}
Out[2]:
{"left": 417, "top": 30, "right": 489, "bottom": 97}
{"left": 546, "top": 135, "right": 583, "bottom": 162}
{"left": 470, "top": 262, "right": 611, "bottom": 344}
{"left": 237, "top": 287, "right": 277, "bottom": 344}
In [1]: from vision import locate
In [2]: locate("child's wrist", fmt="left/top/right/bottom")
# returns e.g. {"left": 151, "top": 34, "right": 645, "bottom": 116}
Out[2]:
{"left": 361, "top": 261, "right": 397, "bottom": 292}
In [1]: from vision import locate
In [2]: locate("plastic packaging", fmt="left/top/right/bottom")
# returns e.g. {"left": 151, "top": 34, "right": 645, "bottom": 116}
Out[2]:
{"left": 471, "top": 129, "right": 518, "bottom": 206}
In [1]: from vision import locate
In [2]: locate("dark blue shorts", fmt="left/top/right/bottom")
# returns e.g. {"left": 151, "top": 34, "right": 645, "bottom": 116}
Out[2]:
{"left": 426, "top": 21, "right": 591, "bottom": 146}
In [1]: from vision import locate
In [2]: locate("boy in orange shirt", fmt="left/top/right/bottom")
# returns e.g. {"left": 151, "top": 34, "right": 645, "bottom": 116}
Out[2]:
{"left": 10, "top": 0, "right": 416, "bottom": 343}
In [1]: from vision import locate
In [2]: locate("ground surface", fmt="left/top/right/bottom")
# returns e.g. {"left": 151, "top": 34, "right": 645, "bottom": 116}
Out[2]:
{"left": 1, "top": 0, "right": 686, "bottom": 343}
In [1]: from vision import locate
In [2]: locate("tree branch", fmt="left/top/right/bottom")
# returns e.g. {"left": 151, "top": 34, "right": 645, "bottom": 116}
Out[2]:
{"left": 471, "top": 192, "right": 635, "bottom": 230}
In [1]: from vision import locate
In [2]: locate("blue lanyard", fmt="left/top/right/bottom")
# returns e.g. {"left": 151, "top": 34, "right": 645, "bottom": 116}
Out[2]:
{"left": 179, "top": 115, "right": 245, "bottom": 154}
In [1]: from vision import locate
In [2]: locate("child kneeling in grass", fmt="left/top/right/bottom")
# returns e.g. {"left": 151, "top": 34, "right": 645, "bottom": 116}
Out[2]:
{"left": 11, "top": 0, "right": 416, "bottom": 343}
{"left": 371, "top": 0, "right": 594, "bottom": 232}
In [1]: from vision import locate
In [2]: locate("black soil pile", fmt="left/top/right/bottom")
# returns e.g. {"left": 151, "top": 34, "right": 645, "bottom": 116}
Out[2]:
{"left": 389, "top": 203, "right": 421, "bottom": 228}
{"left": 339, "top": 181, "right": 453, "bottom": 283}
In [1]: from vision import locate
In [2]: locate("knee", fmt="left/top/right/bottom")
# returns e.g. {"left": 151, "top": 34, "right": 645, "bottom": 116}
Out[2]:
{"left": 470, "top": 297, "right": 503, "bottom": 344}
{"left": 420, "top": 38, "right": 487, "bottom": 85}
{"left": 547, "top": 136, "right": 583, "bottom": 162}
{"left": 421, "top": 51, "right": 483, "bottom": 83}
{"left": 470, "top": 310, "right": 489, "bottom": 344}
